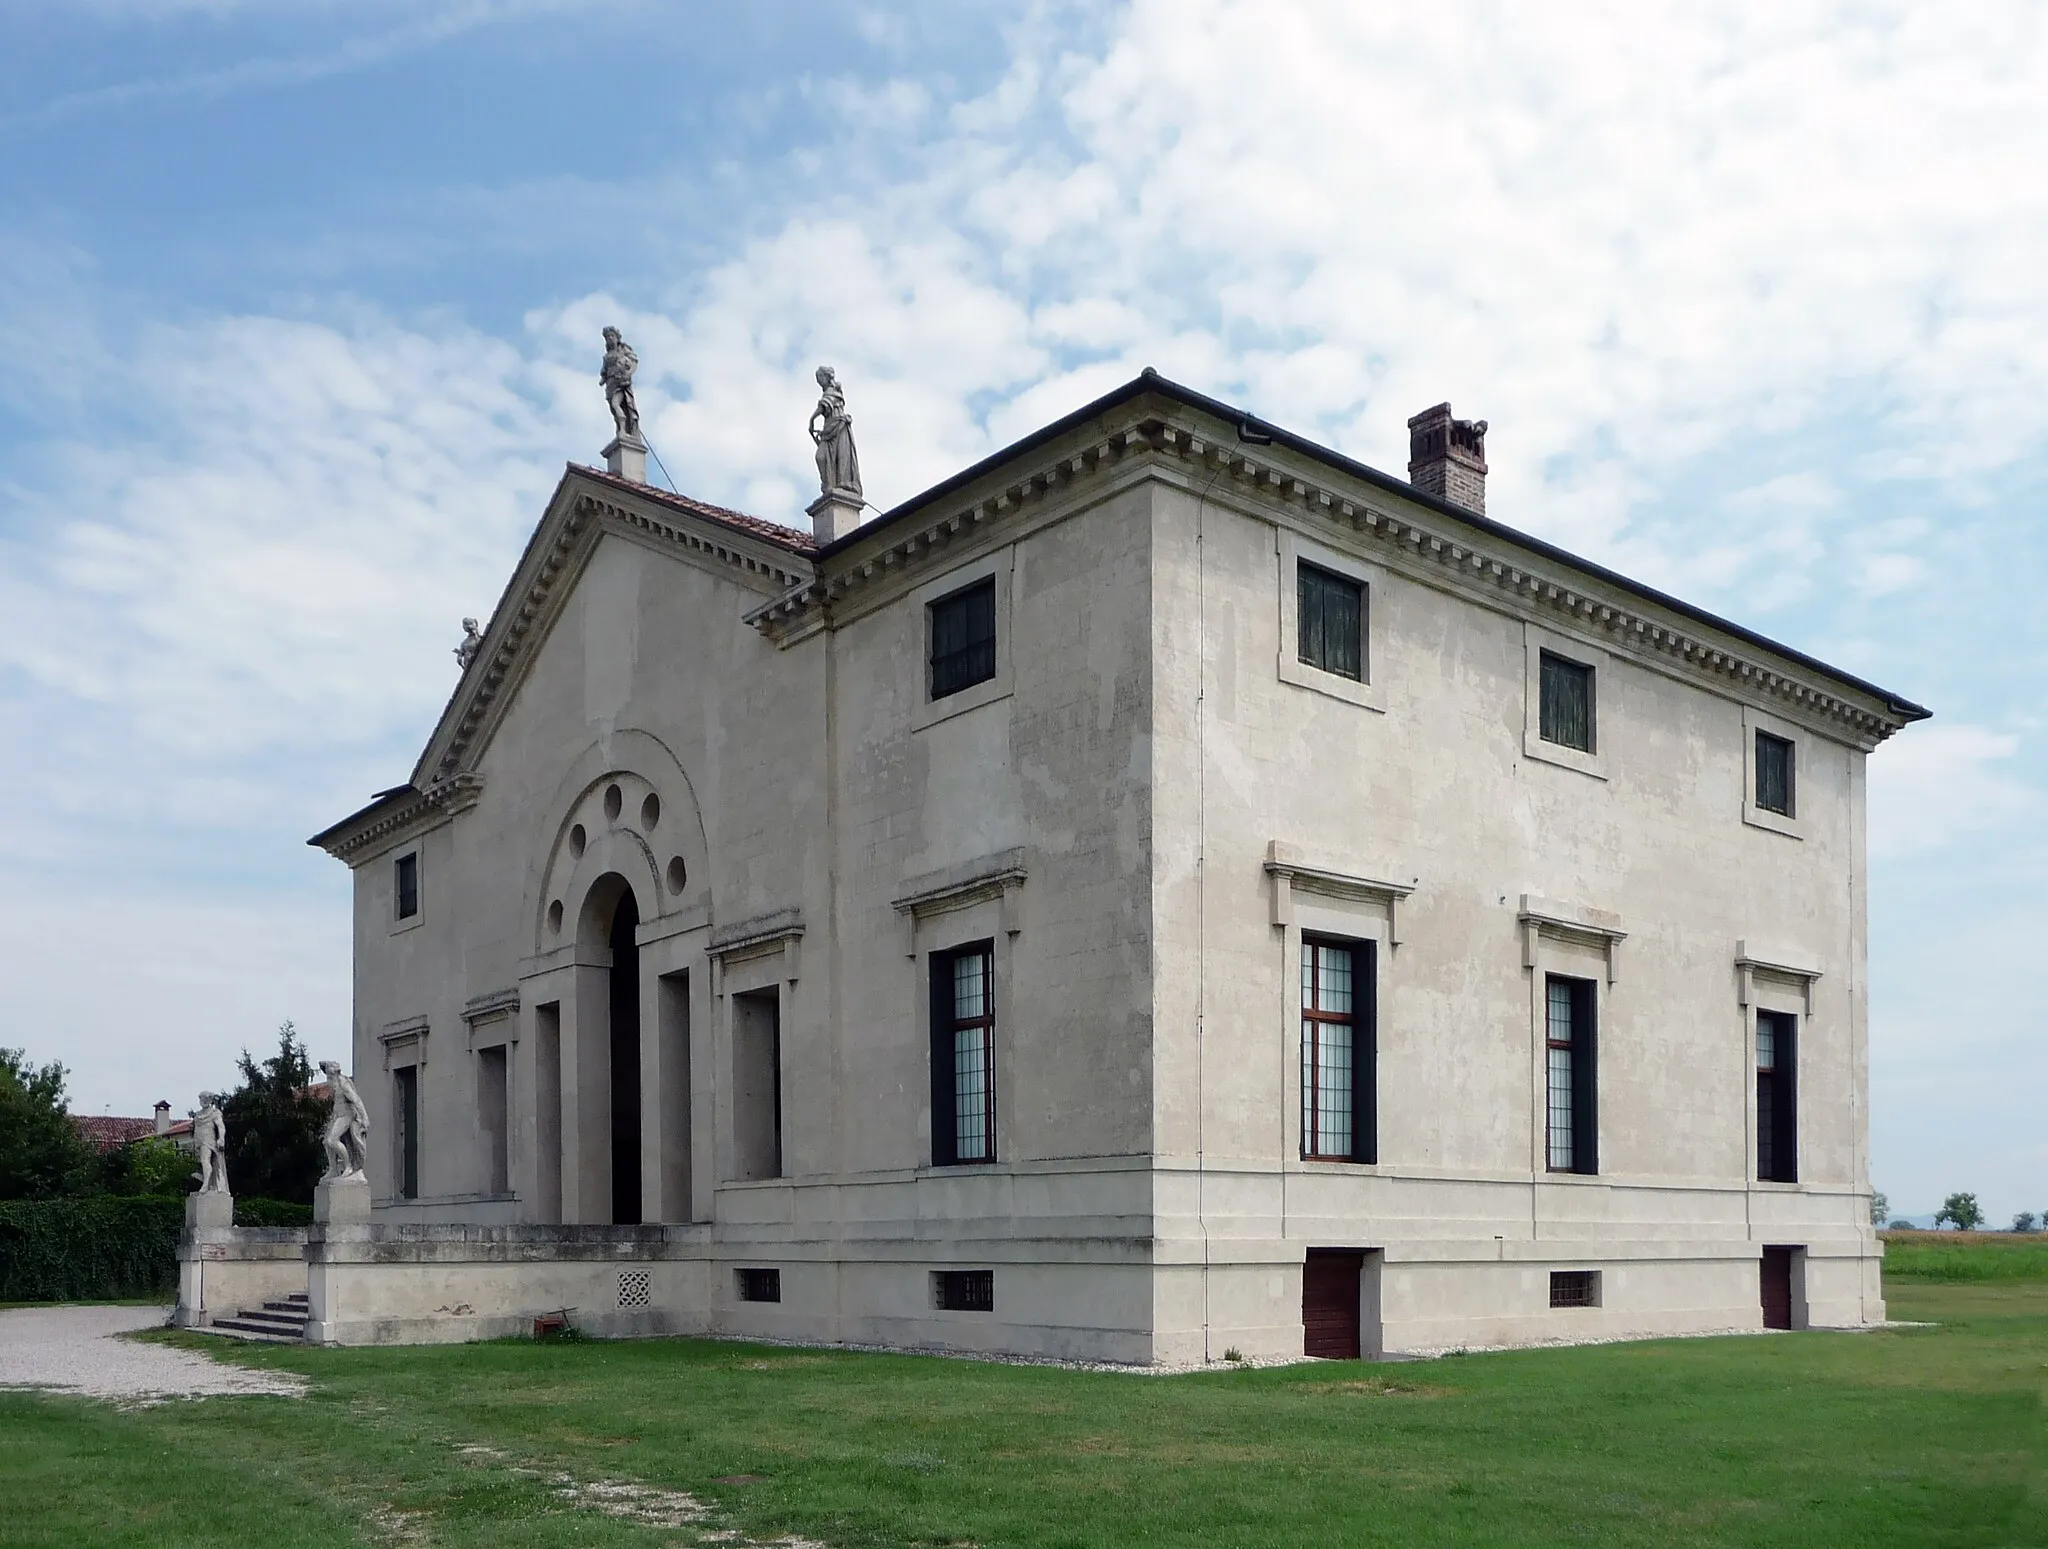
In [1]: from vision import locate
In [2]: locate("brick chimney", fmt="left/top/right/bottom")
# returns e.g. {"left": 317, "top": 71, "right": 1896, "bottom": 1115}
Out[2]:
{"left": 1407, "top": 403, "right": 1488, "bottom": 515}
{"left": 153, "top": 1100, "right": 171, "bottom": 1137}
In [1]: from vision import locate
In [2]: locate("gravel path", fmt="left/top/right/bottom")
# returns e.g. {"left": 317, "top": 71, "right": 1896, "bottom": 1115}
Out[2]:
{"left": 0, "top": 1304, "right": 305, "bottom": 1404}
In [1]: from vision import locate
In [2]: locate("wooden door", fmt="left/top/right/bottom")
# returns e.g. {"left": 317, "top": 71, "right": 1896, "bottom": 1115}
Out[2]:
{"left": 1760, "top": 1246, "right": 1795, "bottom": 1330}
{"left": 1303, "top": 1249, "right": 1364, "bottom": 1358}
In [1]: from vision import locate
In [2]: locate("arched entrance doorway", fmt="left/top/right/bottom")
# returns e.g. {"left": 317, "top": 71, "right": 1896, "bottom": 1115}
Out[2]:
{"left": 608, "top": 888, "right": 642, "bottom": 1225}
{"left": 577, "top": 872, "right": 643, "bottom": 1227}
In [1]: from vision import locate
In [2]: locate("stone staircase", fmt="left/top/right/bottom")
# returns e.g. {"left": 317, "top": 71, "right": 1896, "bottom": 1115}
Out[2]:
{"left": 209, "top": 1292, "right": 310, "bottom": 1343}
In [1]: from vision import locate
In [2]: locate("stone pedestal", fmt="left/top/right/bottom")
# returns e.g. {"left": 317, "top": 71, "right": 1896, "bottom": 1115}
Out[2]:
{"left": 603, "top": 432, "right": 648, "bottom": 484}
{"left": 808, "top": 487, "right": 864, "bottom": 543}
{"left": 186, "top": 1189, "right": 233, "bottom": 1229}
{"left": 314, "top": 1175, "right": 372, "bottom": 1224}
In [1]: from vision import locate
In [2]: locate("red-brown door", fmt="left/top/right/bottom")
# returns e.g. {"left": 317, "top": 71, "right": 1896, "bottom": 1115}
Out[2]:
{"left": 1760, "top": 1246, "right": 1795, "bottom": 1330}
{"left": 1303, "top": 1249, "right": 1364, "bottom": 1358}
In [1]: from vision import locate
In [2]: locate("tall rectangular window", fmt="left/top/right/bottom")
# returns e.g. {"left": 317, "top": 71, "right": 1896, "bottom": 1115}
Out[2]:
{"left": 394, "top": 1064, "right": 420, "bottom": 1200}
{"left": 476, "top": 1045, "right": 509, "bottom": 1196}
{"left": 394, "top": 852, "right": 420, "bottom": 919}
{"left": 1297, "top": 562, "right": 1365, "bottom": 681}
{"left": 1545, "top": 975, "right": 1598, "bottom": 1174}
{"left": 732, "top": 989, "right": 782, "bottom": 1181}
{"left": 1301, "top": 938, "right": 1376, "bottom": 1162}
{"left": 1755, "top": 731, "right": 1795, "bottom": 817}
{"left": 1757, "top": 1010, "right": 1798, "bottom": 1183}
{"left": 930, "top": 943, "right": 996, "bottom": 1165}
{"left": 1539, "top": 652, "right": 1595, "bottom": 752}
{"left": 928, "top": 578, "right": 997, "bottom": 700}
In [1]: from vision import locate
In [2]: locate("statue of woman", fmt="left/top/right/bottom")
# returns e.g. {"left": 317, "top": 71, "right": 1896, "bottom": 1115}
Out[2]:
{"left": 808, "top": 366, "right": 863, "bottom": 501}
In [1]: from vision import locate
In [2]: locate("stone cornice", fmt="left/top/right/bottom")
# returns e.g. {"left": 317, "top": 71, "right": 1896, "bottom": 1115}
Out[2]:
{"left": 310, "top": 774, "right": 483, "bottom": 864}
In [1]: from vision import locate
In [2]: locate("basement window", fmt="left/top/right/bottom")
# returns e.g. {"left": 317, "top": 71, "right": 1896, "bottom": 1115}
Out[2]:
{"left": 1549, "top": 1270, "right": 1600, "bottom": 1309}
{"left": 934, "top": 1269, "right": 994, "bottom": 1312}
{"left": 736, "top": 1267, "right": 781, "bottom": 1304}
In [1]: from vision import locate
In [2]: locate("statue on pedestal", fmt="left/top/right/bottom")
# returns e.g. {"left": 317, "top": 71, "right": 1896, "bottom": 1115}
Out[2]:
{"left": 601, "top": 327, "right": 641, "bottom": 441}
{"left": 317, "top": 1060, "right": 370, "bottom": 1183}
{"left": 190, "top": 1093, "right": 229, "bottom": 1194}
{"left": 809, "top": 366, "right": 863, "bottom": 501}
{"left": 454, "top": 617, "right": 483, "bottom": 669}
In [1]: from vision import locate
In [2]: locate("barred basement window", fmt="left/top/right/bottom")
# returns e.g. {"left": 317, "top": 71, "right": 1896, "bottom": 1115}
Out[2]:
{"left": 1539, "top": 652, "right": 1595, "bottom": 752}
{"left": 1755, "top": 731, "right": 1795, "bottom": 817}
{"left": 1550, "top": 1270, "right": 1600, "bottom": 1308}
{"left": 929, "top": 578, "right": 997, "bottom": 700}
{"left": 930, "top": 943, "right": 996, "bottom": 1166}
{"left": 736, "top": 1267, "right": 781, "bottom": 1304}
{"left": 1300, "top": 937, "right": 1376, "bottom": 1163}
{"left": 935, "top": 1269, "right": 994, "bottom": 1312}
{"left": 395, "top": 852, "right": 420, "bottom": 920}
{"left": 1297, "top": 562, "right": 1365, "bottom": 681}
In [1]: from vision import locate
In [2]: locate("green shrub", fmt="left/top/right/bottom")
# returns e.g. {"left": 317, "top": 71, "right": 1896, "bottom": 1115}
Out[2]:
{"left": 233, "top": 1196, "right": 313, "bottom": 1228}
{"left": 0, "top": 1196, "right": 182, "bottom": 1301}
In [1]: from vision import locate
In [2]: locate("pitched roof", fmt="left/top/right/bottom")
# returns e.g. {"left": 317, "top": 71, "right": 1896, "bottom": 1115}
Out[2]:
{"left": 71, "top": 1115, "right": 161, "bottom": 1153}
{"left": 575, "top": 465, "right": 818, "bottom": 554}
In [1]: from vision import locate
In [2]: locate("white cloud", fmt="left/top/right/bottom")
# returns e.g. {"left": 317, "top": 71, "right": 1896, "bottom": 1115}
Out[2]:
{"left": 1868, "top": 724, "right": 2038, "bottom": 858}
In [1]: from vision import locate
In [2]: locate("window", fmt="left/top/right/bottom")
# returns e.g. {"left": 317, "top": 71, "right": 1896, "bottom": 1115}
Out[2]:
{"left": 731, "top": 989, "right": 782, "bottom": 1181}
{"left": 929, "top": 578, "right": 997, "bottom": 700}
{"left": 737, "top": 1267, "right": 781, "bottom": 1303}
{"left": 476, "top": 1045, "right": 509, "bottom": 1195}
{"left": 1539, "top": 652, "right": 1595, "bottom": 752}
{"left": 1297, "top": 562, "right": 1364, "bottom": 681}
{"left": 1301, "top": 938, "right": 1377, "bottom": 1162}
{"left": 934, "top": 1269, "right": 994, "bottom": 1312}
{"left": 1545, "top": 975, "right": 1598, "bottom": 1175}
{"left": 1757, "top": 1010, "right": 1798, "bottom": 1183}
{"left": 394, "top": 1064, "right": 420, "bottom": 1200}
{"left": 930, "top": 943, "right": 996, "bottom": 1166}
{"left": 1550, "top": 1270, "right": 1600, "bottom": 1308}
{"left": 395, "top": 852, "right": 420, "bottom": 920}
{"left": 1755, "top": 731, "right": 1795, "bottom": 818}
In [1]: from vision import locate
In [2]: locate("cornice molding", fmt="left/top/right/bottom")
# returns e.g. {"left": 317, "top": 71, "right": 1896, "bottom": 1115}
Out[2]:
{"left": 1264, "top": 841, "right": 1416, "bottom": 943}
{"left": 1520, "top": 894, "right": 1628, "bottom": 984}
{"left": 315, "top": 774, "right": 483, "bottom": 864}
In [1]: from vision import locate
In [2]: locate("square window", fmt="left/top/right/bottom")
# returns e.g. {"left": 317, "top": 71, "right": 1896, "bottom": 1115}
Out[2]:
{"left": 1297, "top": 562, "right": 1365, "bottom": 681}
{"left": 1549, "top": 1270, "right": 1600, "bottom": 1308}
{"left": 395, "top": 853, "right": 420, "bottom": 920}
{"left": 929, "top": 578, "right": 997, "bottom": 700}
{"left": 737, "top": 1267, "right": 781, "bottom": 1303}
{"left": 1755, "top": 731, "right": 1795, "bottom": 817}
{"left": 1539, "top": 652, "right": 1595, "bottom": 752}
{"left": 934, "top": 1269, "right": 994, "bottom": 1312}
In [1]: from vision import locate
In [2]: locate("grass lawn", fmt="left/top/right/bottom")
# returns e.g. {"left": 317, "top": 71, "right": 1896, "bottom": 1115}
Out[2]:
{"left": 2, "top": 1266, "right": 2042, "bottom": 1547}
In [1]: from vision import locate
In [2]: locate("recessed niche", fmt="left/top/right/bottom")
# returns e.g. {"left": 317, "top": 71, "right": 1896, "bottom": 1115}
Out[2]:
{"left": 547, "top": 899, "right": 564, "bottom": 934}
{"left": 568, "top": 823, "right": 586, "bottom": 859}
{"left": 666, "top": 856, "right": 687, "bottom": 895}
{"left": 604, "top": 783, "right": 623, "bottom": 822}
{"left": 641, "top": 792, "right": 661, "bottom": 831}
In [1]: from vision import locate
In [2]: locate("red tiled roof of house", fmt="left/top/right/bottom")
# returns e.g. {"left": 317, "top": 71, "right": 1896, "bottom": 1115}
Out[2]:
{"left": 575, "top": 465, "right": 819, "bottom": 555}
{"left": 71, "top": 1115, "right": 161, "bottom": 1153}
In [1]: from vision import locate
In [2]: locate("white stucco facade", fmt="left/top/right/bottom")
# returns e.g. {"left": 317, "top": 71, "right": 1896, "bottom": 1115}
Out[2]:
{"left": 306, "top": 373, "right": 1925, "bottom": 1359}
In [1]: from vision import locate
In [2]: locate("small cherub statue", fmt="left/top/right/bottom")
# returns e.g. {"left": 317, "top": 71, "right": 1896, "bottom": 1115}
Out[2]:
{"left": 454, "top": 617, "right": 483, "bottom": 669}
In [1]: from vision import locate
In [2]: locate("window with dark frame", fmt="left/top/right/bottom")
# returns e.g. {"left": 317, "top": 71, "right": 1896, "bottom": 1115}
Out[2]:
{"left": 395, "top": 852, "right": 420, "bottom": 919}
{"left": 1755, "top": 731, "right": 1796, "bottom": 817}
{"left": 737, "top": 1267, "right": 781, "bottom": 1304}
{"left": 1550, "top": 1270, "right": 1599, "bottom": 1308}
{"left": 935, "top": 1269, "right": 994, "bottom": 1312}
{"left": 1756, "top": 1010, "right": 1799, "bottom": 1183}
{"left": 1300, "top": 937, "right": 1376, "bottom": 1163}
{"left": 1297, "top": 562, "right": 1365, "bottom": 681}
{"left": 930, "top": 943, "right": 996, "bottom": 1166}
{"left": 1539, "top": 651, "right": 1595, "bottom": 752}
{"left": 394, "top": 1064, "right": 420, "bottom": 1200}
{"left": 1545, "top": 975, "right": 1598, "bottom": 1175}
{"left": 928, "top": 577, "right": 997, "bottom": 700}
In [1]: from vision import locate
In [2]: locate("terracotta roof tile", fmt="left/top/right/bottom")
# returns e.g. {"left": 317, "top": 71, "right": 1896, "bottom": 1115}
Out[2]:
{"left": 71, "top": 1115, "right": 161, "bottom": 1153}
{"left": 575, "top": 466, "right": 819, "bottom": 556}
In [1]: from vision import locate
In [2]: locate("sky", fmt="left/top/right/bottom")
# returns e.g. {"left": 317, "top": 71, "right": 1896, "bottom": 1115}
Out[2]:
{"left": 0, "top": 0, "right": 2041, "bottom": 1223}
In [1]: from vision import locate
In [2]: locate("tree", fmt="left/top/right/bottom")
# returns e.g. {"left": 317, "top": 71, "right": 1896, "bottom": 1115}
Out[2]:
{"left": 222, "top": 1022, "right": 328, "bottom": 1205}
{"left": 2015, "top": 1212, "right": 2039, "bottom": 1235}
{"left": 1869, "top": 1191, "right": 1889, "bottom": 1227}
{"left": 1933, "top": 1192, "right": 1984, "bottom": 1232}
{"left": 105, "top": 1136, "right": 198, "bottom": 1197}
{"left": 0, "top": 1048, "right": 96, "bottom": 1200}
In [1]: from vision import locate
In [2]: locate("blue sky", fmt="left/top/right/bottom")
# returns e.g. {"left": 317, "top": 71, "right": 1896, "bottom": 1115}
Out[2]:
{"left": 0, "top": 0, "right": 2041, "bottom": 1223}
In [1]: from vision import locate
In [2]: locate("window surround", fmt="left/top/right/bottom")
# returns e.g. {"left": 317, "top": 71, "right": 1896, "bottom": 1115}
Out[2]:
{"left": 1276, "top": 530, "right": 1386, "bottom": 713}
{"left": 1735, "top": 940, "right": 1822, "bottom": 1016}
{"left": 389, "top": 848, "right": 425, "bottom": 935}
{"left": 1741, "top": 706, "right": 1807, "bottom": 840}
{"left": 1519, "top": 895, "right": 1625, "bottom": 985}
{"left": 911, "top": 548, "right": 1015, "bottom": 732}
{"left": 1522, "top": 623, "right": 1608, "bottom": 780}
{"left": 462, "top": 987, "right": 521, "bottom": 1052}
{"left": 1522, "top": 907, "right": 1613, "bottom": 1179}
{"left": 379, "top": 1014, "right": 430, "bottom": 1071}
{"left": 903, "top": 864, "right": 1018, "bottom": 1173}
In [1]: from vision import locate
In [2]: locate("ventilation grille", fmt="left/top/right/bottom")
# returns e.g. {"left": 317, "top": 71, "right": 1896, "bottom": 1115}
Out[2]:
{"left": 617, "top": 1269, "right": 651, "bottom": 1309}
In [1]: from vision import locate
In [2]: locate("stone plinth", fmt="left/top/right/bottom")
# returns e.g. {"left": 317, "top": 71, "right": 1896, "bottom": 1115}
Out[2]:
{"left": 314, "top": 1176, "right": 372, "bottom": 1224}
{"left": 185, "top": 1190, "right": 233, "bottom": 1229}
{"left": 808, "top": 488, "right": 863, "bottom": 543}
{"left": 603, "top": 433, "right": 648, "bottom": 484}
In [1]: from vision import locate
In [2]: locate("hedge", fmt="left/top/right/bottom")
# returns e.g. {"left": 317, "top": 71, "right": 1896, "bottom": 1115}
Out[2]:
{"left": 0, "top": 1196, "right": 182, "bottom": 1302}
{"left": 234, "top": 1196, "right": 313, "bottom": 1228}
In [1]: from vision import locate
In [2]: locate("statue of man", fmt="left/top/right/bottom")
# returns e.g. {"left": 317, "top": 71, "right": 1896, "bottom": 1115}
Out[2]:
{"left": 454, "top": 617, "right": 483, "bottom": 669}
{"left": 600, "top": 326, "right": 641, "bottom": 441}
{"left": 808, "top": 365, "right": 862, "bottom": 501}
{"left": 191, "top": 1093, "right": 229, "bottom": 1194}
{"left": 318, "top": 1060, "right": 371, "bottom": 1183}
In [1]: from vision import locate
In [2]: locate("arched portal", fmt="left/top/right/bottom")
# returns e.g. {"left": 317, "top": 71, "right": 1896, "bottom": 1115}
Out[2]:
{"left": 575, "top": 872, "right": 644, "bottom": 1227}
{"left": 608, "top": 888, "right": 642, "bottom": 1225}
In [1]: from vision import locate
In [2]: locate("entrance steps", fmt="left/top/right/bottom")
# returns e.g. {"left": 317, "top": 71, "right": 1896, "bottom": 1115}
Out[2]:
{"left": 209, "top": 1292, "right": 310, "bottom": 1343}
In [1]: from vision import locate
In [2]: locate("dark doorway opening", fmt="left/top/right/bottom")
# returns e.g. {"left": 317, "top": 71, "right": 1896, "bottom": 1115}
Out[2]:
{"left": 609, "top": 889, "right": 642, "bottom": 1225}
{"left": 1303, "top": 1248, "right": 1365, "bottom": 1359}
{"left": 1760, "top": 1245, "right": 1796, "bottom": 1330}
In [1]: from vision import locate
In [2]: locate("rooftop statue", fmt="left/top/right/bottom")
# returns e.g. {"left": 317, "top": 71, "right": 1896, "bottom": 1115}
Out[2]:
{"left": 317, "top": 1060, "right": 370, "bottom": 1183}
{"left": 454, "top": 617, "right": 483, "bottom": 669}
{"left": 601, "top": 326, "right": 641, "bottom": 441}
{"left": 809, "top": 366, "right": 863, "bottom": 501}
{"left": 190, "top": 1092, "right": 228, "bottom": 1194}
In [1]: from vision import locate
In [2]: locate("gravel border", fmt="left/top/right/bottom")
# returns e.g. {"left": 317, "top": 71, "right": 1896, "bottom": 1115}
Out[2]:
{"left": 0, "top": 1304, "right": 306, "bottom": 1405}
